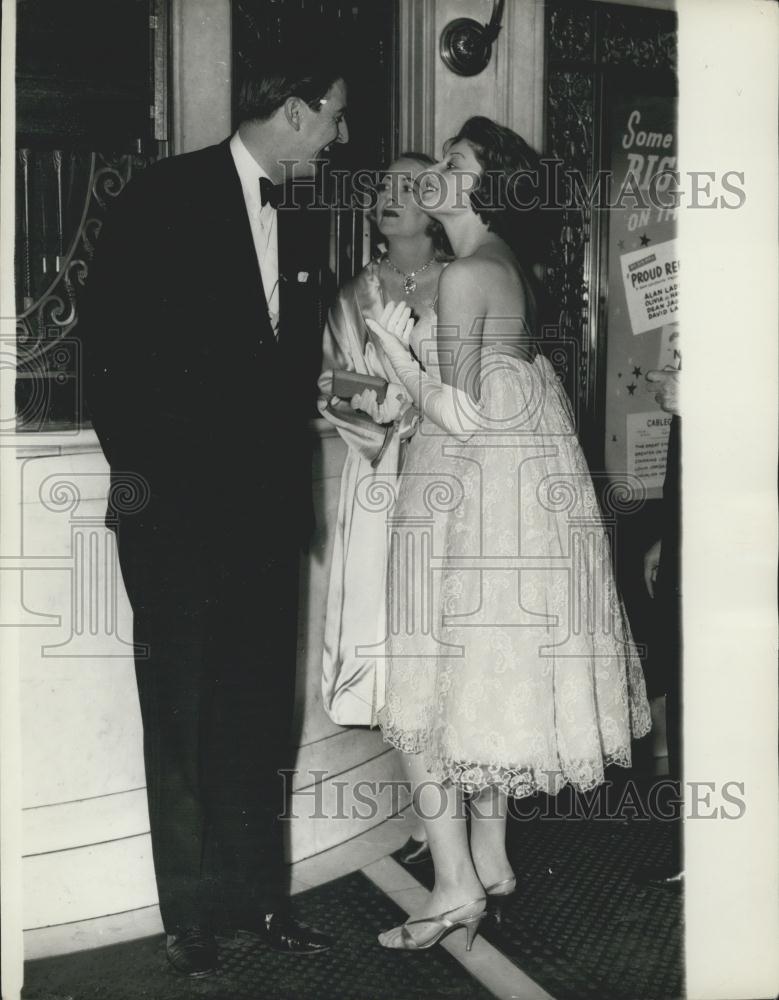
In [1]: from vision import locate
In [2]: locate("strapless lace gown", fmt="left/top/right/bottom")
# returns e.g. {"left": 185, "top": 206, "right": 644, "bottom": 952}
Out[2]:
{"left": 377, "top": 344, "right": 651, "bottom": 798}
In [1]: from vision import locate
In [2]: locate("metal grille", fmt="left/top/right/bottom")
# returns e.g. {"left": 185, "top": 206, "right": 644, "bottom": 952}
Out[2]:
{"left": 14, "top": 0, "right": 169, "bottom": 431}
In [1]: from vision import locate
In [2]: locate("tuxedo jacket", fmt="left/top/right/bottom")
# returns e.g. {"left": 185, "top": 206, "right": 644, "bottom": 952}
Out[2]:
{"left": 79, "top": 139, "right": 325, "bottom": 547}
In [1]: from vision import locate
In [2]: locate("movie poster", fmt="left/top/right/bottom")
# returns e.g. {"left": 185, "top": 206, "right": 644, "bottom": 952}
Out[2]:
{"left": 603, "top": 95, "right": 679, "bottom": 496}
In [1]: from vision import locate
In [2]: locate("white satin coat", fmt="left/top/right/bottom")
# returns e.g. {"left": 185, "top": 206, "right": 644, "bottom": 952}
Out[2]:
{"left": 317, "top": 262, "right": 421, "bottom": 725}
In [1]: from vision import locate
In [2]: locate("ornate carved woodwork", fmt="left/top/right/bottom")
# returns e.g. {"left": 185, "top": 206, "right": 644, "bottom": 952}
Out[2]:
{"left": 544, "top": 0, "right": 677, "bottom": 461}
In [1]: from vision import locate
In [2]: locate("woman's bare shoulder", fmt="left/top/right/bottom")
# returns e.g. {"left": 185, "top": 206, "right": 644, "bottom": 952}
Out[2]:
{"left": 454, "top": 249, "right": 528, "bottom": 304}
{"left": 438, "top": 255, "right": 500, "bottom": 298}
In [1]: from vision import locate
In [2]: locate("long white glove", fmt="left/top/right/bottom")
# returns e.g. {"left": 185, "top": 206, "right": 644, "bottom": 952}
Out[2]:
{"left": 365, "top": 301, "right": 485, "bottom": 443}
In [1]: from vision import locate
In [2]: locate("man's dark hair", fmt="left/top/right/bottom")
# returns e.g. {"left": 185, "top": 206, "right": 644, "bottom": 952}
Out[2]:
{"left": 237, "top": 42, "right": 344, "bottom": 123}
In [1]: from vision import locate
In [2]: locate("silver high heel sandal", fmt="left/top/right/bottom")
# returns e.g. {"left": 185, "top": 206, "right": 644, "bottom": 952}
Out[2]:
{"left": 380, "top": 897, "right": 487, "bottom": 952}
{"left": 485, "top": 876, "right": 516, "bottom": 897}
{"left": 485, "top": 876, "right": 517, "bottom": 926}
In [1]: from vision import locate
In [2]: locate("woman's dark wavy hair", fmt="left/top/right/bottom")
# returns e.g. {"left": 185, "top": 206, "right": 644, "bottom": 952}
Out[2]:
{"left": 374, "top": 151, "right": 453, "bottom": 259}
{"left": 450, "top": 117, "right": 553, "bottom": 271}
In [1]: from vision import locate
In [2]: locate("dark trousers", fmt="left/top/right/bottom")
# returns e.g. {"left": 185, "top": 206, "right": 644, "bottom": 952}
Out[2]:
{"left": 116, "top": 509, "right": 299, "bottom": 933}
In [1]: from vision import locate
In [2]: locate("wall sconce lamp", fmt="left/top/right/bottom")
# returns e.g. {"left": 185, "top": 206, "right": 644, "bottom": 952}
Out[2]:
{"left": 439, "top": 0, "right": 506, "bottom": 77}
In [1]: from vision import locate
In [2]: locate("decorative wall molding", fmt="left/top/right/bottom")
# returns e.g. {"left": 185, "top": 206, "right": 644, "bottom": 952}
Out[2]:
{"left": 499, "top": 0, "right": 546, "bottom": 150}
{"left": 544, "top": 69, "right": 594, "bottom": 414}
{"left": 170, "top": 0, "right": 232, "bottom": 154}
{"left": 548, "top": 4, "right": 595, "bottom": 64}
{"left": 590, "top": 0, "right": 676, "bottom": 10}
{"left": 398, "top": 0, "right": 436, "bottom": 153}
{"left": 543, "top": 0, "right": 677, "bottom": 453}
{"left": 600, "top": 7, "right": 677, "bottom": 71}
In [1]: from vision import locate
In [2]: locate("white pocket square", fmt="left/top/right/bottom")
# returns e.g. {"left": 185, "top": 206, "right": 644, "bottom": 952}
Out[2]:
{"left": 297, "top": 271, "right": 309, "bottom": 283}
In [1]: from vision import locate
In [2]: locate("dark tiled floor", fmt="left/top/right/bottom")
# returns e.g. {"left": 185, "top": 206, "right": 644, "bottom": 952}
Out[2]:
{"left": 23, "top": 773, "right": 684, "bottom": 1000}
{"left": 398, "top": 773, "right": 685, "bottom": 1000}
{"left": 22, "top": 871, "right": 494, "bottom": 1000}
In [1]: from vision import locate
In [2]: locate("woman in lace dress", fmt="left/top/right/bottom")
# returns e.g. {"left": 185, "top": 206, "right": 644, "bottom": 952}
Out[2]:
{"left": 357, "top": 117, "right": 651, "bottom": 951}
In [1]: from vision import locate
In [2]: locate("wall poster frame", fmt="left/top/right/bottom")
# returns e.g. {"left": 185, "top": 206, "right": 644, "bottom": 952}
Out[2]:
{"left": 544, "top": 0, "right": 678, "bottom": 478}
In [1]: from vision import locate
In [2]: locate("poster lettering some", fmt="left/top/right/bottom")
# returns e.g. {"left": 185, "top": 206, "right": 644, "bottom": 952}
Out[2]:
{"left": 603, "top": 95, "right": 679, "bottom": 496}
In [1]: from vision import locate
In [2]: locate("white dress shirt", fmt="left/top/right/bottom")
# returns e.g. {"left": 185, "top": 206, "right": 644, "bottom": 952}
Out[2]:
{"left": 229, "top": 131, "right": 280, "bottom": 337}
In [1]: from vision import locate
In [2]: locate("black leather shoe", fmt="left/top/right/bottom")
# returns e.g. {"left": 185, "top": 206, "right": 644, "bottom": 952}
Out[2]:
{"left": 397, "top": 836, "right": 431, "bottom": 865}
{"left": 165, "top": 927, "right": 218, "bottom": 977}
{"left": 260, "top": 913, "right": 333, "bottom": 954}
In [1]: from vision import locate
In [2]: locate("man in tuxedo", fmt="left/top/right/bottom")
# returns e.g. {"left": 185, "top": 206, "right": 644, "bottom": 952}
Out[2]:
{"left": 79, "top": 44, "right": 348, "bottom": 975}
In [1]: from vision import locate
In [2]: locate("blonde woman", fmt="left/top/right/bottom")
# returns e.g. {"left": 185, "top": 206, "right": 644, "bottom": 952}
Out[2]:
{"left": 318, "top": 154, "right": 450, "bottom": 859}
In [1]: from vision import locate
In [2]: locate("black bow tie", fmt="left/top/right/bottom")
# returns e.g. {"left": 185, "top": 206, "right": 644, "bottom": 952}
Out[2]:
{"left": 259, "top": 177, "right": 284, "bottom": 209}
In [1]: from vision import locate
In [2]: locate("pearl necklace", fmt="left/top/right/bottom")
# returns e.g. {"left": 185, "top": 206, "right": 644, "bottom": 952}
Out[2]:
{"left": 383, "top": 253, "right": 436, "bottom": 295}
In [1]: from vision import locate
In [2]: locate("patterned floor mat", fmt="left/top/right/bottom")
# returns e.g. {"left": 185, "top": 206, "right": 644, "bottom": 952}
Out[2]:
{"left": 22, "top": 870, "right": 495, "bottom": 1000}
{"left": 397, "top": 774, "right": 685, "bottom": 1000}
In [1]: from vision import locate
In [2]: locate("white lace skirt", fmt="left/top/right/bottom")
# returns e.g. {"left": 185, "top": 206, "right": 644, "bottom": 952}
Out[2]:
{"left": 377, "top": 353, "right": 651, "bottom": 799}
